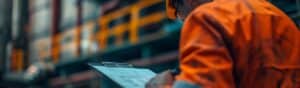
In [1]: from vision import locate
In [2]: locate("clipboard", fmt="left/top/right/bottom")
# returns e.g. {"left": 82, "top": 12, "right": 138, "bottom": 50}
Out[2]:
{"left": 88, "top": 62, "right": 156, "bottom": 88}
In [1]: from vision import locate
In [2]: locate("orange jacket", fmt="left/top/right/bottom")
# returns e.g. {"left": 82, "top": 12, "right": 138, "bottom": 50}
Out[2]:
{"left": 176, "top": 0, "right": 300, "bottom": 88}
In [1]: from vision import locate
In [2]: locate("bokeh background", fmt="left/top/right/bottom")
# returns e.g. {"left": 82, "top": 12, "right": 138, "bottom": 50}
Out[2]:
{"left": 0, "top": 0, "right": 299, "bottom": 87}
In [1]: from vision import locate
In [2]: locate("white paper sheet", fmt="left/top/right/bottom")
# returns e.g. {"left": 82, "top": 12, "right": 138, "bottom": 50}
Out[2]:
{"left": 91, "top": 65, "right": 156, "bottom": 88}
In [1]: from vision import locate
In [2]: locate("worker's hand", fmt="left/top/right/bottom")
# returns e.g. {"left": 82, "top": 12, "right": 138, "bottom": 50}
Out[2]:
{"left": 146, "top": 70, "right": 175, "bottom": 88}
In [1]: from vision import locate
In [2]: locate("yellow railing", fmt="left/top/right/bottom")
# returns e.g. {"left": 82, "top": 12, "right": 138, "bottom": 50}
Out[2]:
{"left": 35, "top": 0, "right": 166, "bottom": 63}
{"left": 97, "top": 0, "right": 165, "bottom": 49}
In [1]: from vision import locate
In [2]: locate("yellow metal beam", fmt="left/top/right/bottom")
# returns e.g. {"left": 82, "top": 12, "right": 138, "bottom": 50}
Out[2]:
{"left": 139, "top": 11, "right": 166, "bottom": 27}
{"left": 102, "top": 0, "right": 162, "bottom": 22}
{"left": 102, "top": 6, "right": 131, "bottom": 22}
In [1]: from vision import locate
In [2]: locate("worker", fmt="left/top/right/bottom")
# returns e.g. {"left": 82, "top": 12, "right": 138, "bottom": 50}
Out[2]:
{"left": 146, "top": 0, "right": 300, "bottom": 88}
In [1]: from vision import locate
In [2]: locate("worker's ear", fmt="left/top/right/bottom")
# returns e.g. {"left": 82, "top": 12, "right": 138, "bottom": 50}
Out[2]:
{"left": 166, "top": 0, "right": 177, "bottom": 19}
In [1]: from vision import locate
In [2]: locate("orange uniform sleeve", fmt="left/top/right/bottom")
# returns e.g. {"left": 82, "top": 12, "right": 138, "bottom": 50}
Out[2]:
{"left": 176, "top": 13, "right": 235, "bottom": 88}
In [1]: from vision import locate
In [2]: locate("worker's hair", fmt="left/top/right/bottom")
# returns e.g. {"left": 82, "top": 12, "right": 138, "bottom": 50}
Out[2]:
{"left": 170, "top": 0, "right": 184, "bottom": 10}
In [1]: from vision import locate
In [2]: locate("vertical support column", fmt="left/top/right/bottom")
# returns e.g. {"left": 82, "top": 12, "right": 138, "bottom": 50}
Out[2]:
{"left": 10, "top": 0, "right": 30, "bottom": 72}
{"left": 98, "top": 18, "right": 108, "bottom": 49}
{"left": 11, "top": 0, "right": 24, "bottom": 72}
{"left": 75, "top": 0, "right": 82, "bottom": 57}
{"left": 129, "top": 5, "right": 139, "bottom": 44}
{"left": 0, "top": 0, "right": 12, "bottom": 74}
{"left": 51, "top": 0, "right": 61, "bottom": 63}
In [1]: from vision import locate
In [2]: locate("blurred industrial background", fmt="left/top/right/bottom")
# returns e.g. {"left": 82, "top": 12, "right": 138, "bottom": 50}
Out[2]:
{"left": 0, "top": 0, "right": 299, "bottom": 88}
